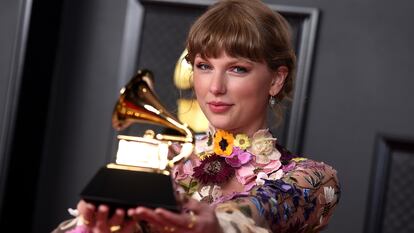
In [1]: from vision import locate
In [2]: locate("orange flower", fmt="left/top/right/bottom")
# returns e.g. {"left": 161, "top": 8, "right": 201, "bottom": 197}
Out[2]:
{"left": 213, "top": 129, "right": 234, "bottom": 156}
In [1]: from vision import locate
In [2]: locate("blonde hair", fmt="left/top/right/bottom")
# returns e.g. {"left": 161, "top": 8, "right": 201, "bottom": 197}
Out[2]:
{"left": 185, "top": 0, "right": 296, "bottom": 103}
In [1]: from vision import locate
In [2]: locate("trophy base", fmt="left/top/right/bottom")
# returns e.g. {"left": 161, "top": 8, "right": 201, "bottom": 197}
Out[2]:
{"left": 80, "top": 166, "right": 180, "bottom": 214}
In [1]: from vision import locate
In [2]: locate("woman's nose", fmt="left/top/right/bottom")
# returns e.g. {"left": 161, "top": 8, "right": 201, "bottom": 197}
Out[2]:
{"left": 209, "top": 71, "right": 226, "bottom": 95}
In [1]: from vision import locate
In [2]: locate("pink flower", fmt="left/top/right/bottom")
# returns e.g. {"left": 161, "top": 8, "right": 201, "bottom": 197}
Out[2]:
{"left": 282, "top": 161, "right": 296, "bottom": 172}
{"left": 225, "top": 147, "right": 252, "bottom": 167}
{"left": 236, "top": 160, "right": 282, "bottom": 191}
{"left": 67, "top": 225, "right": 90, "bottom": 233}
{"left": 172, "top": 159, "right": 200, "bottom": 181}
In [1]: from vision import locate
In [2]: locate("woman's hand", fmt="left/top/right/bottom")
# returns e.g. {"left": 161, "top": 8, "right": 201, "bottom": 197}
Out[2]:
{"left": 130, "top": 198, "right": 223, "bottom": 233}
{"left": 77, "top": 200, "right": 139, "bottom": 233}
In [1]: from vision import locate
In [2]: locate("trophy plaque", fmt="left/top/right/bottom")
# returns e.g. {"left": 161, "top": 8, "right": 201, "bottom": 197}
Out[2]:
{"left": 80, "top": 69, "right": 194, "bottom": 213}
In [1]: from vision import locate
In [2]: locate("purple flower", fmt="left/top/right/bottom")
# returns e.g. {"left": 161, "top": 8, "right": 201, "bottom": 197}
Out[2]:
{"left": 282, "top": 161, "right": 296, "bottom": 172}
{"left": 225, "top": 147, "right": 252, "bottom": 167}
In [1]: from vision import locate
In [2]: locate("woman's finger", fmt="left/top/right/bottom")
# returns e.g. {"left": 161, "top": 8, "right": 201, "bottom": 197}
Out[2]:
{"left": 95, "top": 205, "right": 110, "bottom": 229}
{"left": 77, "top": 200, "right": 95, "bottom": 226}
{"left": 132, "top": 208, "right": 166, "bottom": 233}
{"left": 132, "top": 207, "right": 164, "bottom": 226}
{"left": 154, "top": 208, "right": 190, "bottom": 229}
{"left": 108, "top": 208, "right": 125, "bottom": 229}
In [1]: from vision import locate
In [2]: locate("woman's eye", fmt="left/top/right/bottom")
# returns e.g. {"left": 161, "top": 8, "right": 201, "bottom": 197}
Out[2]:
{"left": 195, "top": 63, "right": 211, "bottom": 70}
{"left": 231, "top": 66, "right": 248, "bottom": 74}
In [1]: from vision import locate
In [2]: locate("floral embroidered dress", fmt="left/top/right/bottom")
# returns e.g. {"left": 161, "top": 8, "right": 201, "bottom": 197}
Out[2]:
{"left": 53, "top": 128, "right": 340, "bottom": 233}
{"left": 173, "top": 128, "right": 340, "bottom": 233}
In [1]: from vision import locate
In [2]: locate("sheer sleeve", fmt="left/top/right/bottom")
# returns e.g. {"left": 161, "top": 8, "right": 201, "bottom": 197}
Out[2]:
{"left": 214, "top": 158, "right": 341, "bottom": 233}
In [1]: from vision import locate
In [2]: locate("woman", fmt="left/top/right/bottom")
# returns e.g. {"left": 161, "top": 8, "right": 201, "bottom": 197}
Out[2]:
{"left": 54, "top": 0, "right": 340, "bottom": 232}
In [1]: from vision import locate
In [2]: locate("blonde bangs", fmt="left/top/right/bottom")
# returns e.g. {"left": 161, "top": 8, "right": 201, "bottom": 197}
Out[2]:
{"left": 186, "top": 3, "right": 265, "bottom": 64}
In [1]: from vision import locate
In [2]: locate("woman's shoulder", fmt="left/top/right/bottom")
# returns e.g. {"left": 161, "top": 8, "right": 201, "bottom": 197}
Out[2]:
{"left": 281, "top": 157, "right": 339, "bottom": 191}
{"left": 249, "top": 148, "right": 341, "bottom": 231}
{"left": 276, "top": 144, "right": 340, "bottom": 190}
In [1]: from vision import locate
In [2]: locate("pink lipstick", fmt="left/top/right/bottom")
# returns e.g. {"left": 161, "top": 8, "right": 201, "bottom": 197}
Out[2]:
{"left": 207, "top": 101, "right": 233, "bottom": 113}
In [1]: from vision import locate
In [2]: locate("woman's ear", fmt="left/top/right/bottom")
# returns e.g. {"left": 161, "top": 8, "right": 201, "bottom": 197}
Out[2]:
{"left": 269, "top": 66, "right": 288, "bottom": 96}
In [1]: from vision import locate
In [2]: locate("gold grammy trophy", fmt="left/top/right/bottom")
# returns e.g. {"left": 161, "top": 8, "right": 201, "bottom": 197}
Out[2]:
{"left": 80, "top": 69, "right": 194, "bottom": 212}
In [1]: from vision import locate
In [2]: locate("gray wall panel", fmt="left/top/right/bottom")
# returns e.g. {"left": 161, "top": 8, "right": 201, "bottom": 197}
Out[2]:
{"left": 268, "top": 1, "right": 414, "bottom": 233}
{"left": 32, "top": 0, "right": 136, "bottom": 232}
{"left": 0, "top": 0, "right": 32, "bottom": 218}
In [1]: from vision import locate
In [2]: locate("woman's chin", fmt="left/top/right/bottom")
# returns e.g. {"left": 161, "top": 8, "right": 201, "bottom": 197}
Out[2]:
{"left": 208, "top": 120, "right": 235, "bottom": 132}
{"left": 208, "top": 120, "right": 228, "bottom": 130}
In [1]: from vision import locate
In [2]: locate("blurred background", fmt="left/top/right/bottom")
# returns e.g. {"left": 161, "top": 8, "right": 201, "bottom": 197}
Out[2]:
{"left": 1, "top": 0, "right": 414, "bottom": 232}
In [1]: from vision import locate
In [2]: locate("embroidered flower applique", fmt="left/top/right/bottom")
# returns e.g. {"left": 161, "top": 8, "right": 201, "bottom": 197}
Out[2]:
{"left": 319, "top": 186, "right": 337, "bottom": 225}
{"left": 292, "top": 157, "right": 307, "bottom": 162}
{"left": 247, "top": 129, "right": 281, "bottom": 164}
{"left": 214, "top": 129, "right": 234, "bottom": 156}
{"left": 225, "top": 147, "right": 252, "bottom": 168}
{"left": 236, "top": 160, "right": 282, "bottom": 191}
{"left": 197, "top": 185, "right": 223, "bottom": 203}
{"left": 255, "top": 170, "right": 284, "bottom": 186}
{"left": 193, "top": 156, "right": 235, "bottom": 184}
{"left": 323, "top": 186, "right": 336, "bottom": 204}
{"left": 234, "top": 133, "right": 250, "bottom": 149}
{"left": 172, "top": 159, "right": 199, "bottom": 181}
{"left": 193, "top": 128, "right": 283, "bottom": 187}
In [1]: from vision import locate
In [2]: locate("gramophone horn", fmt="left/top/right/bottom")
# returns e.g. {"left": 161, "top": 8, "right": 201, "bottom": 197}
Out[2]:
{"left": 112, "top": 69, "right": 194, "bottom": 168}
{"left": 112, "top": 69, "right": 193, "bottom": 142}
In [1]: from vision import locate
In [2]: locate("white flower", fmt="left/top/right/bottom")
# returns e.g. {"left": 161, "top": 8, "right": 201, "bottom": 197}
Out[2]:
{"left": 191, "top": 191, "right": 202, "bottom": 201}
{"left": 255, "top": 170, "right": 285, "bottom": 186}
{"left": 247, "top": 129, "right": 281, "bottom": 164}
{"left": 255, "top": 172, "right": 268, "bottom": 186}
{"left": 196, "top": 185, "right": 222, "bottom": 202}
{"left": 200, "top": 185, "right": 211, "bottom": 197}
{"left": 67, "top": 208, "right": 79, "bottom": 217}
{"left": 211, "top": 185, "right": 222, "bottom": 201}
{"left": 195, "top": 136, "right": 213, "bottom": 154}
{"left": 269, "top": 169, "right": 284, "bottom": 180}
{"left": 215, "top": 206, "right": 269, "bottom": 233}
{"left": 324, "top": 186, "right": 336, "bottom": 204}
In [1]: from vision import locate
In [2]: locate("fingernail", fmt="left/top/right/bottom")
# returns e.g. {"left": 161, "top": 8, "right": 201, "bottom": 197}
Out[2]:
{"left": 99, "top": 205, "right": 108, "bottom": 212}
{"left": 154, "top": 208, "right": 163, "bottom": 214}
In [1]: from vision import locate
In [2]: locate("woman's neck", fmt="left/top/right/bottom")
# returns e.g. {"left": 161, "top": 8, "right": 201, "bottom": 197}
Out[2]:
{"left": 213, "top": 119, "right": 267, "bottom": 137}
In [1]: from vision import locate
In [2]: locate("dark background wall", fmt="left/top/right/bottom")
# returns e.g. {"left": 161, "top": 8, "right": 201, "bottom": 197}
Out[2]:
{"left": 273, "top": 1, "right": 414, "bottom": 232}
{"left": 0, "top": 0, "right": 28, "bottom": 217}
{"left": 1, "top": 0, "right": 414, "bottom": 232}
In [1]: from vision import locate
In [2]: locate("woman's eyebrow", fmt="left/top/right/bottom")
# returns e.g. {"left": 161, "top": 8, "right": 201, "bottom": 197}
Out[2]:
{"left": 227, "top": 58, "right": 254, "bottom": 66}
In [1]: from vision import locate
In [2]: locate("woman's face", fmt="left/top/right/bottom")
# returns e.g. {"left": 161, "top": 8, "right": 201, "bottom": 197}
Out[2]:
{"left": 193, "top": 52, "right": 286, "bottom": 136}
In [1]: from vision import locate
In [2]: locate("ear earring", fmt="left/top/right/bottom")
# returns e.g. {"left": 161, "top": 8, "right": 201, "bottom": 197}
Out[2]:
{"left": 269, "top": 95, "right": 277, "bottom": 107}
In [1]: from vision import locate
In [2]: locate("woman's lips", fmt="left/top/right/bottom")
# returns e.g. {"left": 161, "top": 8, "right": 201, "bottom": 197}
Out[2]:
{"left": 207, "top": 101, "right": 233, "bottom": 113}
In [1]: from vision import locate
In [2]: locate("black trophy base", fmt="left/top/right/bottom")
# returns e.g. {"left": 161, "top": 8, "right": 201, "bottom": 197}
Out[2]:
{"left": 80, "top": 166, "right": 180, "bottom": 213}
